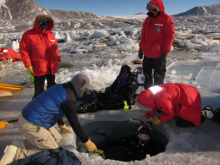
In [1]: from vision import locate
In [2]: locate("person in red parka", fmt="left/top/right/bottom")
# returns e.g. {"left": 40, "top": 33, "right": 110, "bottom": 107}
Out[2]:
{"left": 20, "top": 15, "right": 61, "bottom": 98}
{"left": 138, "top": 83, "right": 204, "bottom": 127}
{"left": 138, "top": 0, "right": 175, "bottom": 89}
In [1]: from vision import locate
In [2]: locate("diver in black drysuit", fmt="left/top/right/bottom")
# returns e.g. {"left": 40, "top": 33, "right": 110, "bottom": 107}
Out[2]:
{"left": 76, "top": 65, "right": 139, "bottom": 113}
{"left": 99, "top": 123, "right": 168, "bottom": 161}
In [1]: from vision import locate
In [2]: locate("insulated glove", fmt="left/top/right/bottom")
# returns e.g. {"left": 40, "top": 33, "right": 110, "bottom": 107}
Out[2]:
{"left": 27, "top": 66, "right": 34, "bottom": 74}
{"left": 152, "top": 117, "right": 161, "bottom": 126}
{"left": 97, "top": 149, "right": 104, "bottom": 155}
{"left": 84, "top": 139, "right": 97, "bottom": 152}
{"left": 138, "top": 50, "right": 143, "bottom": 59}
{"left": 158, "top": 53, "right": 167, "bottom": 62}
{"left": 59, "top": 124, "right": 71, "bottom": 133}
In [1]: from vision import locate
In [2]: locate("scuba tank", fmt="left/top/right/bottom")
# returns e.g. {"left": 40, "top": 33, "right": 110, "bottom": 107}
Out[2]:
{"left": 132, "top": 67, "right": 145, "bottom": 95}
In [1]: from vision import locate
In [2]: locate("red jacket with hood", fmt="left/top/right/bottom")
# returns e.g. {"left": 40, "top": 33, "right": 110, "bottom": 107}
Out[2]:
{"left": 19, "top": 15, "right": 61, "bottom": 76}
{"left": 139, "top": 0, "right": 175, "bottom": 58}
{"left": 138, "top": 83, "right": 202, "bottom": 126}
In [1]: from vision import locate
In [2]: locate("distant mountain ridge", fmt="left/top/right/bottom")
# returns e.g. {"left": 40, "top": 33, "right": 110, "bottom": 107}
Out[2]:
{"left": 0, "top": 0, "right": 102, "bottom": 21}
{"left": 174, "top": 4, "right": 220, "bottom": 17}
{"left": 0, "top": 0, "right": 219, "bottom": 33}
{"left": 1, "top": 0, "right": 220, "bottom": 21}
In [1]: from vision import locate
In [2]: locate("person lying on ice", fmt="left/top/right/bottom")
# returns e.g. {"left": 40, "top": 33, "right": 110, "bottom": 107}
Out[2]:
{"left": 76, "top": 65, "right": 139, "bottom": 113}
{"left": 138, "top": 83, "right": 205, "bottom": 127}
{"left": 0, "top": 73, "right": 97, "bottom": 165}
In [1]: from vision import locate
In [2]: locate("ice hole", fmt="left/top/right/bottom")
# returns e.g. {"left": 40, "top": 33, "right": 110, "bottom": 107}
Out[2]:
{"left": 76, "top": 114, "right": 168, "bottom": 162}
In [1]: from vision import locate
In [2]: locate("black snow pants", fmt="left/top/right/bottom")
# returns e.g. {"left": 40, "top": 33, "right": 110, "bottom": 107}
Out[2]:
{"left": 33, "top": 73, "right": 56, "bottom": 98}
{"left": 142, "top": 56, "right": 166, "bottom": 89}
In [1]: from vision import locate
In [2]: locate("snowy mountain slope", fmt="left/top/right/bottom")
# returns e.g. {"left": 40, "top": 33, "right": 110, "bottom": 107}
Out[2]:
{"left": 0, "top": 0, "right": 144, "bottom": 33}
{"left": 0, "top": 0, "right": 220, "bottom": 33}
{"left": 174, "top": 4, "right": 220, "bottom": 17}
{"left": 1, "top": 0, "right": 102, "bottom": 21}
{"left": 0, "top": 2, "right": 12, "bottom": 20}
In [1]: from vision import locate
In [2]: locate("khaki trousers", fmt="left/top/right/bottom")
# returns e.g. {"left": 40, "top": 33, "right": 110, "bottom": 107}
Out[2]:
{"left": 16, "top": 115, "right": 61, "bottom": 160}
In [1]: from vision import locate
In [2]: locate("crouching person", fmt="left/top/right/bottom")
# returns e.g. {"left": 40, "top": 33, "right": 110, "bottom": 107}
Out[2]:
{"left": 105, "top": 64, "right": 139, "bottom": 108}
{"left": 138, "top": 83, "right": 205, "bottom": 127}
{"left": 0, "top": 73, "right": 97, "bottom": 165}
{"left": 76, "top": 65, "right": 139, "bottom": 113}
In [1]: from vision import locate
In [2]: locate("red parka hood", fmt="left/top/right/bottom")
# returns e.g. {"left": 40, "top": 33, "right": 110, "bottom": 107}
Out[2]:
{"left": 147, "top": 0, "right": 165, "bottom": 13}
{"left": 138, "top": 90, "right": 156, "bottom": 112}
{"left": 33, "top": 14, "right": 54, "bottom": 30}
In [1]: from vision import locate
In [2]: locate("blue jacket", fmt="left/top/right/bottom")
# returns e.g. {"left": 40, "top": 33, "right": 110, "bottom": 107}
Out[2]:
{"left": 21, "top": 82, "right": 88, "bottom": 143}
{"left": 22, "top": 84, "right": 66, "bottom": 129}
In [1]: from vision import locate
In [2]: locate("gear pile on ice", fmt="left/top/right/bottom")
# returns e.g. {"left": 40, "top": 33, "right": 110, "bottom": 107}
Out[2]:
{"left": 212, "top": 107, "right": 220, "bottom": 124}
{"left": 202, "top": 105, "right": 214, "bottom": 119}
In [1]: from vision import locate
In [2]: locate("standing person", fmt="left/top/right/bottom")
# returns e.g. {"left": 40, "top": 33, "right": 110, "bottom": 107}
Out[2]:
{"left": 19, "top": 14, "right": 67, "bottom": 134}
{"left": 138, "top": 0, "right": 175, "bottom": 89}
{"left": 0, "top": 73, "right": 97, "bottom": 165}
{"left": 138, "top": 83, "right": 204, "bottom": 127}
{"left": 19, "top": 14, "right": 61, "bottom": 98}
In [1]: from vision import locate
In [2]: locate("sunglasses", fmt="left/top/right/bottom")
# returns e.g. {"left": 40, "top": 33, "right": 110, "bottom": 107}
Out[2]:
{"left": 40, "top": 26, "right": 48, "bottom": 29}
{"left": 150, "top": 9, "right": 158, "bottom": 12}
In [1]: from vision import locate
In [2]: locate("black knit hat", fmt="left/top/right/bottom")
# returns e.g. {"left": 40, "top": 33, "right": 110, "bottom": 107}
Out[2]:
{"left": 120, "top": 65, "right": 131, "bottom": 76}
{"left": 136, "top": 125, "right": 150, "bottom": 136}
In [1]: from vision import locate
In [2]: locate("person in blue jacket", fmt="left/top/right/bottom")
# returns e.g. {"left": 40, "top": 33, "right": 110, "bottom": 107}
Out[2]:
{"left": 0, "top": 73, "right": 97, "bottom": 165}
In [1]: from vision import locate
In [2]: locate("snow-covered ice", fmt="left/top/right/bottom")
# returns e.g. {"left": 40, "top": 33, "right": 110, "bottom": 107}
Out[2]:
{"left": 0, "top": 18, "right": 220, "bottom": 164}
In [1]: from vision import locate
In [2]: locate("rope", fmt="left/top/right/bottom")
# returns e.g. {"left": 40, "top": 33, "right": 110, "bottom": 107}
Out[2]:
{"left": 0, "top": 72, "right": 10, "bottom": 83}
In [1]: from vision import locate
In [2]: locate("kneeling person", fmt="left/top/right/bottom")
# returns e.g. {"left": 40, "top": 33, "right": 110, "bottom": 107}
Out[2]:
{"left": 0, "top": 73, "right": 97, "bottom": 165}
{"left": 138, "top": 83, "right": 204, "bottom": 127}
{"left": 105, "top": 65, "right": 138, "bottom": 107}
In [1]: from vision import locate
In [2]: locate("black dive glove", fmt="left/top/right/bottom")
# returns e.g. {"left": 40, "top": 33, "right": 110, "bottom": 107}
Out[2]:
{"left": 138, "top": 50, "right": 143, "bottom": 59}
{"left": 158, "top": 53, "right": 167, "bottom": 62}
